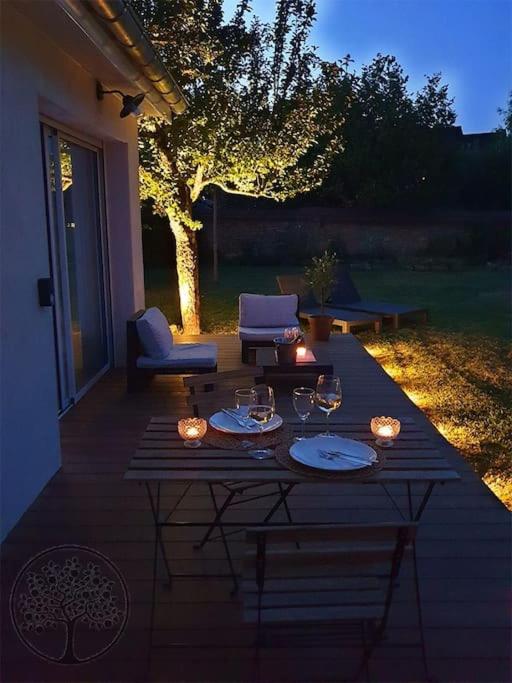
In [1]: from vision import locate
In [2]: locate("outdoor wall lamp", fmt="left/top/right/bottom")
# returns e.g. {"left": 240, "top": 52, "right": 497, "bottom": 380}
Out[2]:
{"left": 96, "top": 81, "right": 145, "bottom": 118}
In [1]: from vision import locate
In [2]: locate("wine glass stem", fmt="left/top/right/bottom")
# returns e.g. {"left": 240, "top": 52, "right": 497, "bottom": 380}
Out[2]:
{"left": 301, "top": 417, "right": 306, "bottom": 439}
{"left": 325, "top": 411, "right": 330, "bottom": 436}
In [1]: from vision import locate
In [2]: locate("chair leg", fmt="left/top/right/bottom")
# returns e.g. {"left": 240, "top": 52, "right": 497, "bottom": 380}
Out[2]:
{"left": 412, "top": 541, "right": 431, "bottom": 681}
{"left": 392, "top": 313, "right": 400, "bottom": 330}
{"left": 355, "top": 620, "right": 376, "bottom": 682}
{"left": 374, "top": 320, "right": 382, "bottom": 334}
{"left": 241, "top": 341, "right": 250, "bottom": 364}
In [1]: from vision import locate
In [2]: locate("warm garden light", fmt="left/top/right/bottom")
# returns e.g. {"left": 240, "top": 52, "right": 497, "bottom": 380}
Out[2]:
{"left": 178, "top": 418, "right": 207, "bottom": 448}
{"left": 371, "top": 416, "right": 401, "bottom": 447}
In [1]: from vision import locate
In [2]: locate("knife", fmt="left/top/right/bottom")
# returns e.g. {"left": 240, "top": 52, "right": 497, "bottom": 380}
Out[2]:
{"left": 221, "top": 409, "right": 255, "bottom": 430}
{"left": 320, "top": 449, "right": 374, "bottom": 464}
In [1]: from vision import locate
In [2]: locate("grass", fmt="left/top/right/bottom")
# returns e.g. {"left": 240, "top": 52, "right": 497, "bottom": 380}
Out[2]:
{"left": 145, "top": 263, "right": 511, "bottom": 507}
{"left": 145, "top": 264, "right": 510, "bottom": 338}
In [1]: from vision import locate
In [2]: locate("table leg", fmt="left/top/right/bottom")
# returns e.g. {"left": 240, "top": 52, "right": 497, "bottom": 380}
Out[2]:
{"left": 207, "top": 483, "right": 239, "bottom": 594}
{"left": 146, "top": 482, "right": 173, "bottom": 585}
{"left": 263, "top": 484, "right": 295, "bottom": 523}
{"left": 194, "top": 487, "right": 237, "bottom": 550}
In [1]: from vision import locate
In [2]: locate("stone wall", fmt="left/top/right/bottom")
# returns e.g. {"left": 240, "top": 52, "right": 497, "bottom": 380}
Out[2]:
{"left": 197, "top": 207, "right": 510, "bottom": 265}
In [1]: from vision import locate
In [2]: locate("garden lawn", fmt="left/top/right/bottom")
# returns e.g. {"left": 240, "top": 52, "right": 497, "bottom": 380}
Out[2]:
{"left": 145, "top": 264, "right": 511, "bottom": 508}
{"left": 145, "top": 264, "right": 510, "bottom": 338}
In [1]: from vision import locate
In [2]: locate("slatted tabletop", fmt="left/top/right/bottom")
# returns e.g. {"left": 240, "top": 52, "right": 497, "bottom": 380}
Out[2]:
{"left": 125, "top": 415, "right": 460, "bottom": 486}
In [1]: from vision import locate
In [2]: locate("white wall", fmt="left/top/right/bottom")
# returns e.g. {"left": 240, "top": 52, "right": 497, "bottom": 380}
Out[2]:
{"left": 0, "top": 5, "right": 145, "bottom": 540}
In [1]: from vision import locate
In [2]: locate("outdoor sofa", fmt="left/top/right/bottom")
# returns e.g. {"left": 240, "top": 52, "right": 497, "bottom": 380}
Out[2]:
{"left": 238, "top": 293, "right": 300, "bottom": 363}
{"left": 127, "top": 308, "right": 217, "bottom": 391}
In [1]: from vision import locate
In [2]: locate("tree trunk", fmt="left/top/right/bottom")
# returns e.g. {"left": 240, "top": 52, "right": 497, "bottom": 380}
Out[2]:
{"left": 168, "top": 215, "right": 201, "bottom": 335}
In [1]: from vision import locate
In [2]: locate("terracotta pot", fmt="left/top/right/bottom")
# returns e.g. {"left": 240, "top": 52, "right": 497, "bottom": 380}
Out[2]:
{"left": 309, "top": 315, "right": 334, "bottom": 342}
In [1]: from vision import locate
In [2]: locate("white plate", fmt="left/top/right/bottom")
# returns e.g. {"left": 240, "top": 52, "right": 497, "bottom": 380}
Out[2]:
{"left": 209, "top": 409, "right": 283, "bottom": 435}
{"left": 290, "top": 436, "right": 377, "bottom": 471}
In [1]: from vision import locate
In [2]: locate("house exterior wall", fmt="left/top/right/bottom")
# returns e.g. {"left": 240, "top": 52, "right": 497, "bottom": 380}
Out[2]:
{"left": 0, "top": 4, "right": 145, "bottom": 540}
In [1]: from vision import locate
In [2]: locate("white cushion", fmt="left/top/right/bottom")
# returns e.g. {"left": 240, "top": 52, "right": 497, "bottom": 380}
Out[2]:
{"left": 238, "top": 326, "right": 291, "bottom": 341}
{"left": 137, "top": 343, "right": 217, "bottom": 369}
{"left": 239, "top": 294, "right": 299, "bottom": 328}
{"left": 136, "top": 308, "right": 173, "bottom": 360}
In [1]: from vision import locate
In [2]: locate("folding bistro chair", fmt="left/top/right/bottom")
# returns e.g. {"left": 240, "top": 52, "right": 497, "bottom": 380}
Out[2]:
{"left": 182, "top": 369, "right": 297, "bottom": 590}
{"left": 243, "top": 522, "right": 428, "bottom": 681}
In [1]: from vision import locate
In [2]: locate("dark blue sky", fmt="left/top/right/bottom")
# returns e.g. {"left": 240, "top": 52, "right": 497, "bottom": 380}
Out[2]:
{"left": 225, "top": 0, "right": 511, "bottom": 132}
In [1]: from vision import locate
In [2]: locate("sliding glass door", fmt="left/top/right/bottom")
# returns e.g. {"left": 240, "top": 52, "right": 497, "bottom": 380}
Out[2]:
{"left": 42, "top": 126, "right": 111, "bottom": 412}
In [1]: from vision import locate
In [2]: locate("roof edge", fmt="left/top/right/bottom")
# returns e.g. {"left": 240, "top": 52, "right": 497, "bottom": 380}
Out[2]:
{"left": 56, "top": 0, "right": 187, "bottom": 120}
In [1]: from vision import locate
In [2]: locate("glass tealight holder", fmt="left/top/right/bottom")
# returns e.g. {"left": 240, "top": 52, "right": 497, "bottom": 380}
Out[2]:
{"left": 296, "top": 345, "right": 307, "bottom": 361}
{"left": 178, "top": 418, "right": 207, "bottom": 448}
{"left": 371, "top": 416, "right": 401, "bottom": 447}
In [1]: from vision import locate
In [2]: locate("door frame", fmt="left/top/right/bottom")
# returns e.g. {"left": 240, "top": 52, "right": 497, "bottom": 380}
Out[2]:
{"left": 41, "top": 122, "right": 113, "bottom": 414}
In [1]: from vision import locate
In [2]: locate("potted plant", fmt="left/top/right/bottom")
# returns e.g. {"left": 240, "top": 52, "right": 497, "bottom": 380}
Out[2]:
{"left": 305, "top": 250, "right": 338, "bottom": 342}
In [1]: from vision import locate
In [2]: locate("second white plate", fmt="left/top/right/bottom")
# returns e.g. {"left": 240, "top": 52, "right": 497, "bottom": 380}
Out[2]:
{"left": 209, "top": 410, "right": 283, "bottom": 435}
{"left": 290, "top": 435, "right": 377, "bottom": 471}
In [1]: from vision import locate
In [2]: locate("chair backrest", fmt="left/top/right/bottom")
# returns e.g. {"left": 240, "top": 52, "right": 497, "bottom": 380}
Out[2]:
{"left": 183, "top": 368, "right": 264, "bottom": 416}
{"left": 239, "top": 293, "right": 299, "bottom": 328}
{"left": 330, "top": 266, "right": 361, "bottom": 305}
{"left": 244, "top": 522, "right": 416, "bottom": 627}
{"left": 126, "top": 310, "right": 146, "bottom": 370}
{"left": 276, "top": 275, "right": 316, "bottom": 307}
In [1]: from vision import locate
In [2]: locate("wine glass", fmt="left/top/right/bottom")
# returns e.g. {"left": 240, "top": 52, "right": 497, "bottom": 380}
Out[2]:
{"left": 247, "top": 385, "right": 275, "bottom": 460}
{"left": 315, "top": 375, "right": 342, "bottom": 437}
{"left": 292, "top": 387, "right": 315, "bottom": 441}
{"left": 235, "top": 388, "right": 256, "bottom": 417}
{"left": 235, "top": 387, "right": 257, "bottom": 448}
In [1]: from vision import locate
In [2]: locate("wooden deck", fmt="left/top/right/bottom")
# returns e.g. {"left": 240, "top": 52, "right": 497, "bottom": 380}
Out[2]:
{"left": 1, "top": 335, "right": 510, "bottom": 682}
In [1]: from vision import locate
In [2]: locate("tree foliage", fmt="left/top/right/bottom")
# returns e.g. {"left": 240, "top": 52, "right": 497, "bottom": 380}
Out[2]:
{"left": 133, "top": 0, "right": 349, "bottom": 332}
{"left": 319, "top": 54, "right": 458, "bottom": 208}
{"left": 135, "top": 0, "right": 347, "bottom": 227}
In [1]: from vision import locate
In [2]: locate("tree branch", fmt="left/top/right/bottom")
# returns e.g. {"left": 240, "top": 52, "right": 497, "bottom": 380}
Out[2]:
{"left": 212, "top": 181, "right": 275, "bottom": 200}
{"left": 190, "top": 164, "right": 204, "bottom": 202}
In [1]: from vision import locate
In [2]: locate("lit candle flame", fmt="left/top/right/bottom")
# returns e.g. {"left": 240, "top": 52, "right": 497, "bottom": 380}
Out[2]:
{"left": 296, "top": 346, "right": 307, "bottom": 359}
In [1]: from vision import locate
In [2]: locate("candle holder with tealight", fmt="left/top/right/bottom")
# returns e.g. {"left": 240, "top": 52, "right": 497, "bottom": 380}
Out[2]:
{"left": 371, "top": 416, "right": 401, "bottom": 447}
{"left": 178, "top": 418, "right": 207, "bottom": 448}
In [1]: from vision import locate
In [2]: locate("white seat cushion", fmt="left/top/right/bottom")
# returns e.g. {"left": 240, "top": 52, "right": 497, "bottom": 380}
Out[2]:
{"left": 238, "top": 326, "right": 291, "bottom": 342}
{"left": 137, "top": 343, "right": 217, "bottom": 369}
{"left": 239, "top": 293, "right": 299, "bottom": 328}
{"left": 136, "top": 308, "right": 173, "bottom": 360}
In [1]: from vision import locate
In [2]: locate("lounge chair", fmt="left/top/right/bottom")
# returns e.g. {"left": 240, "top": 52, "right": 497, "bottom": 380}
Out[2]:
{"left": 126, "top": 308, "right": 217, "bottom": 391}
{"left": 329, "top": 266, "right": 428, "bottom": 329}
{"left": 277, "top": 269, "right": 427, "bottom": 330}
{"left": 276, "top": 275, "right": 382, "bottom": 335}
{"left": 238, "top": 293, "right": 300, "bottom": 363}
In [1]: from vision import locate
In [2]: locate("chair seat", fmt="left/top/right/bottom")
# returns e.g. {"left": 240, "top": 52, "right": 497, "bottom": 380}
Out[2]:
{"left": 137, "top": 343, "right": 217, "bottom": 369}
{"left": 238, "top": 326, "right": 292, "bottom": 341}
{"left": 340, "top": 300, "right": 425, "bottom": 316}
{"left": 301, "top": 306, "right": 381, "bottom": 323}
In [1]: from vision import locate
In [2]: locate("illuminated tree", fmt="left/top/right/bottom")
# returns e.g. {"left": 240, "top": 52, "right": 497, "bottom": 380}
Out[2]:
{"left": 134, "top": 0, "right": 347, "bottom": 333}
{"left": 16, "top": 556, "right": 125, "bottom": 663}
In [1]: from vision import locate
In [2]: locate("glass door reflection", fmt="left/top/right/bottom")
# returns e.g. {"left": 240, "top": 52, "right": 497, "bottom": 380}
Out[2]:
{"left": 59, "top": 140, "right": 108, "bottom": 392}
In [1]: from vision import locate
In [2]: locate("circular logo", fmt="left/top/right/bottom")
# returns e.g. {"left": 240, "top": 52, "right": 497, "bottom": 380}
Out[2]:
{"left": 10, "top": 545, "right": 129, "bottom": 664}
